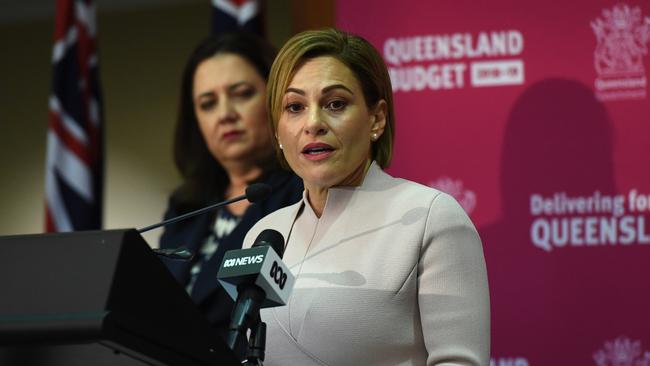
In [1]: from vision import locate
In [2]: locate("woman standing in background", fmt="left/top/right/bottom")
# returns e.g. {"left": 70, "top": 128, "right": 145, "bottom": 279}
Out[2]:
{"left": 158, "top": 32, "right": 302, "bottom": 345}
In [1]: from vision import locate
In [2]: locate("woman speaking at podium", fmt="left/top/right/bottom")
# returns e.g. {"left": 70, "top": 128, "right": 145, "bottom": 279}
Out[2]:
{"left": 244, "top": 29, "right": 490, "bottom": 365}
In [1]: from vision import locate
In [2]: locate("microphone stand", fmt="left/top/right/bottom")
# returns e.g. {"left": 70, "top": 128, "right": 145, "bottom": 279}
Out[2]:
{"left": 244, "top": 319, "right": 266, "bottom": 366}
{"left": 137, "top": 182, "right": 271, "bottom": 234}
{"left": 137, "top": 194, "right": 248, "bottom": 234}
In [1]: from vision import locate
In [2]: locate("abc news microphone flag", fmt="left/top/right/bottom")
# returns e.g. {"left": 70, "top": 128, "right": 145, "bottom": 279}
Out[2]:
{"left": 45, "top": 0, "right": 104, "bottom": 232}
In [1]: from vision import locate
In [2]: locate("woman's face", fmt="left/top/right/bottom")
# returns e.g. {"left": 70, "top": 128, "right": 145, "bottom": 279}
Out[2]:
{"left": 193, "top": 53, "right": 272, "bottom": 166}
{"left": 277, "top": 56, "right": 385, "bottom": 190}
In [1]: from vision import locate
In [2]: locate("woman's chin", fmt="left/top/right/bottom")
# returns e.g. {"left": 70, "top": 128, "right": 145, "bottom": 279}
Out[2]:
{"left": 299, "top": 169, "right": 341, "bottom": 191}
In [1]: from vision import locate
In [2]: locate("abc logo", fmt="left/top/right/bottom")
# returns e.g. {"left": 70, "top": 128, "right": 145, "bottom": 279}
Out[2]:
{"left": 270, "top": 261, "right": 287, "bottom": 289}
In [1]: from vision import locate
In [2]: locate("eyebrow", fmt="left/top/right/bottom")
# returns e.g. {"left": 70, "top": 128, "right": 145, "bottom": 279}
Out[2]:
{"left": 285, "top": 83, "right": 354, "bottom": 96}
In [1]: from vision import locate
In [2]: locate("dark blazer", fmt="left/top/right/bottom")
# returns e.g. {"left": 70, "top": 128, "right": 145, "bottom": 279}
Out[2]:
{"left": 159, "top": 170, "right": 303, "bottom": 335}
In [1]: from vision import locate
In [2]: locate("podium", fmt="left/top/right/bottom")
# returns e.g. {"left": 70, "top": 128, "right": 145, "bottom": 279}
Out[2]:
{"left": 0, "top": 229, "right": 239, "bottom": 366}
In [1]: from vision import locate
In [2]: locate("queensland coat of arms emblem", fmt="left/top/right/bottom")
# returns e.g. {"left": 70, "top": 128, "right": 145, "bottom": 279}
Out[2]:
{"left": 591, "top": 4, "right": 650, "bottom": 100}
{"left": 593, "top": 336, "right": 650, "bottom": 366}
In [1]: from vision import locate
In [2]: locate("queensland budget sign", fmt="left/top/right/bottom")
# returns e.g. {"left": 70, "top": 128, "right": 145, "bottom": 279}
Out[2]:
{"left": 338, "top": 1, "right": 650, "bottom": 365}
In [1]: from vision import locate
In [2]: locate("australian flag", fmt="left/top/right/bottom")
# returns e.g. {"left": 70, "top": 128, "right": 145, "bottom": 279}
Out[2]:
{"left": 212, "top": 0, "right": 264, "bottom": 35}
{"left": 45, "top": 0, "right": 104, "bottom": 232}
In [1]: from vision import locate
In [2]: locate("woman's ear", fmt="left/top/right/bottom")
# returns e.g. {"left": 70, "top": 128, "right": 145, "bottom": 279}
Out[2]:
{"left": 370, "top": 99, "right": 387, "bottom": 141}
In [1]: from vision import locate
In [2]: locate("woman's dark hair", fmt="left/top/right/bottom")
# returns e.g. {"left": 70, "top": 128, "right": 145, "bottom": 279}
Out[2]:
{"left": 172, "top": 32, "right": 277, "bottom": 213}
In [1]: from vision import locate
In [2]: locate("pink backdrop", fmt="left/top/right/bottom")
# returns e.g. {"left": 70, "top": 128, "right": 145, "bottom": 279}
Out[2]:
{"left": 337, "top": 1, "right": 650, "bottom": 365}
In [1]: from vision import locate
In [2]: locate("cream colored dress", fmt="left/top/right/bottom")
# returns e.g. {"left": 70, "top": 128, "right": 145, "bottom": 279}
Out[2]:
{"left": 243, "top": 162, "right": 490, "bottom": 365}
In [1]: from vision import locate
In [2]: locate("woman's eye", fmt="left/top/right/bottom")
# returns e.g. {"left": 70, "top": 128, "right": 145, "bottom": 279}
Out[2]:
{"left": 199, "top": 100, "right": 216, "bottom": 111}
{"left": 326, "top": 99, "right": 347, "bottom": 111}
{"left": 285, "top": 102, "right": 304, "bottom": 113}
{"left": 234, "top": 88, "right": 255, "bottom": 99}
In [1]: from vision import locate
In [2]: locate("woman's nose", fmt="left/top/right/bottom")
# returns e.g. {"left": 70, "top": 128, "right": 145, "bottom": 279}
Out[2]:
{"left": 217, "top": 97, "right": 237, "bottom": 124}
{"left": 304, "top": 108, "right": 328, "bottom": 136}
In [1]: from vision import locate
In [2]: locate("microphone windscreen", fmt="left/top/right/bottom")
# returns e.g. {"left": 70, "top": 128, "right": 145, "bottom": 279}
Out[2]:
{"left": 245, "top": 183, "right": 272, "bottom": 203}
{"left": 252, "top": 229, "right": 285, "bottom": 258}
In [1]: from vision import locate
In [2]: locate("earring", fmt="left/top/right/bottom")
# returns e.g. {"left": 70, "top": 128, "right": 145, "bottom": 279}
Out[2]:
{"left": 372, "top": 133, "right": 378, "bottom": 141}
{"left": 279, "top": 143, "right": 283, "bottom": 150}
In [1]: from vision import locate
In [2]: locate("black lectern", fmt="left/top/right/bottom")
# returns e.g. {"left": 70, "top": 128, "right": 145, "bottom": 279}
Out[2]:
{"left": 0, "top": 229, "right": 238, "bottom": 366}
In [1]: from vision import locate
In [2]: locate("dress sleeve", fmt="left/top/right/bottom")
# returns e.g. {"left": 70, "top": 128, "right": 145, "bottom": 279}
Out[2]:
{"left": 418, "top": 192, "right": 490, "bottom": 365}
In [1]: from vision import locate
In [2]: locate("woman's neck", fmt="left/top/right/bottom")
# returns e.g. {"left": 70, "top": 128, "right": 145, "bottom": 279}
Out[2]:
{"left": 305, "top": 186, "right": 329, "bottom": 218}
{"left": 305, "top": 159, "right": 372, "bottom": 218}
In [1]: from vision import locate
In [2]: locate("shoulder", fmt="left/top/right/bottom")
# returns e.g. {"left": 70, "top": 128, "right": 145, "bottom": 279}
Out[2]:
{"left": 426, "top": 189, "right": 475, "bottom": 229}
{"left": 369, "top": 168, "right": 447, "bottom": 209}
{"left": 159, "top": 191, "right": 185, "bottom": 247}
{"left": 159, "top": 196, "right": 213, "bottom": 249}
{"left": 370, "top": 168, "right": 477, "bottom": 238}
{"left": 412, "top": 183, "right": 482, "bottom": 263}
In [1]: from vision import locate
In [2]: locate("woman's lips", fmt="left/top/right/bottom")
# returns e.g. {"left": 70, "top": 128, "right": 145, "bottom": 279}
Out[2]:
{"left": 222, "top": 130, "right": 244, "bottom": 140}
{"left": 301, "top": 142, "right": 334, "bottom": 161}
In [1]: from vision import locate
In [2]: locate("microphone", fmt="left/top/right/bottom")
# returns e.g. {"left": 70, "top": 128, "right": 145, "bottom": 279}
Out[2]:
{"left": 137, "top": 183, "right": 272, "bottom": 234}
{"left": 217, "top": 229, "right": 295, "bottom": 351}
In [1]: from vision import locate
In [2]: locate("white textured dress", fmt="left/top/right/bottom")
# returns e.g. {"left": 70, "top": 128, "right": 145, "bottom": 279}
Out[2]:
{"left": 243, "top": 163, "right": 490, "bottom": 365}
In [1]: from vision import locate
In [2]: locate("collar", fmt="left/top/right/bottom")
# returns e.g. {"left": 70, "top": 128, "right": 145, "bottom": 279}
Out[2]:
{"left": 299, "top": 161, "right": 386, "bottom": 219}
